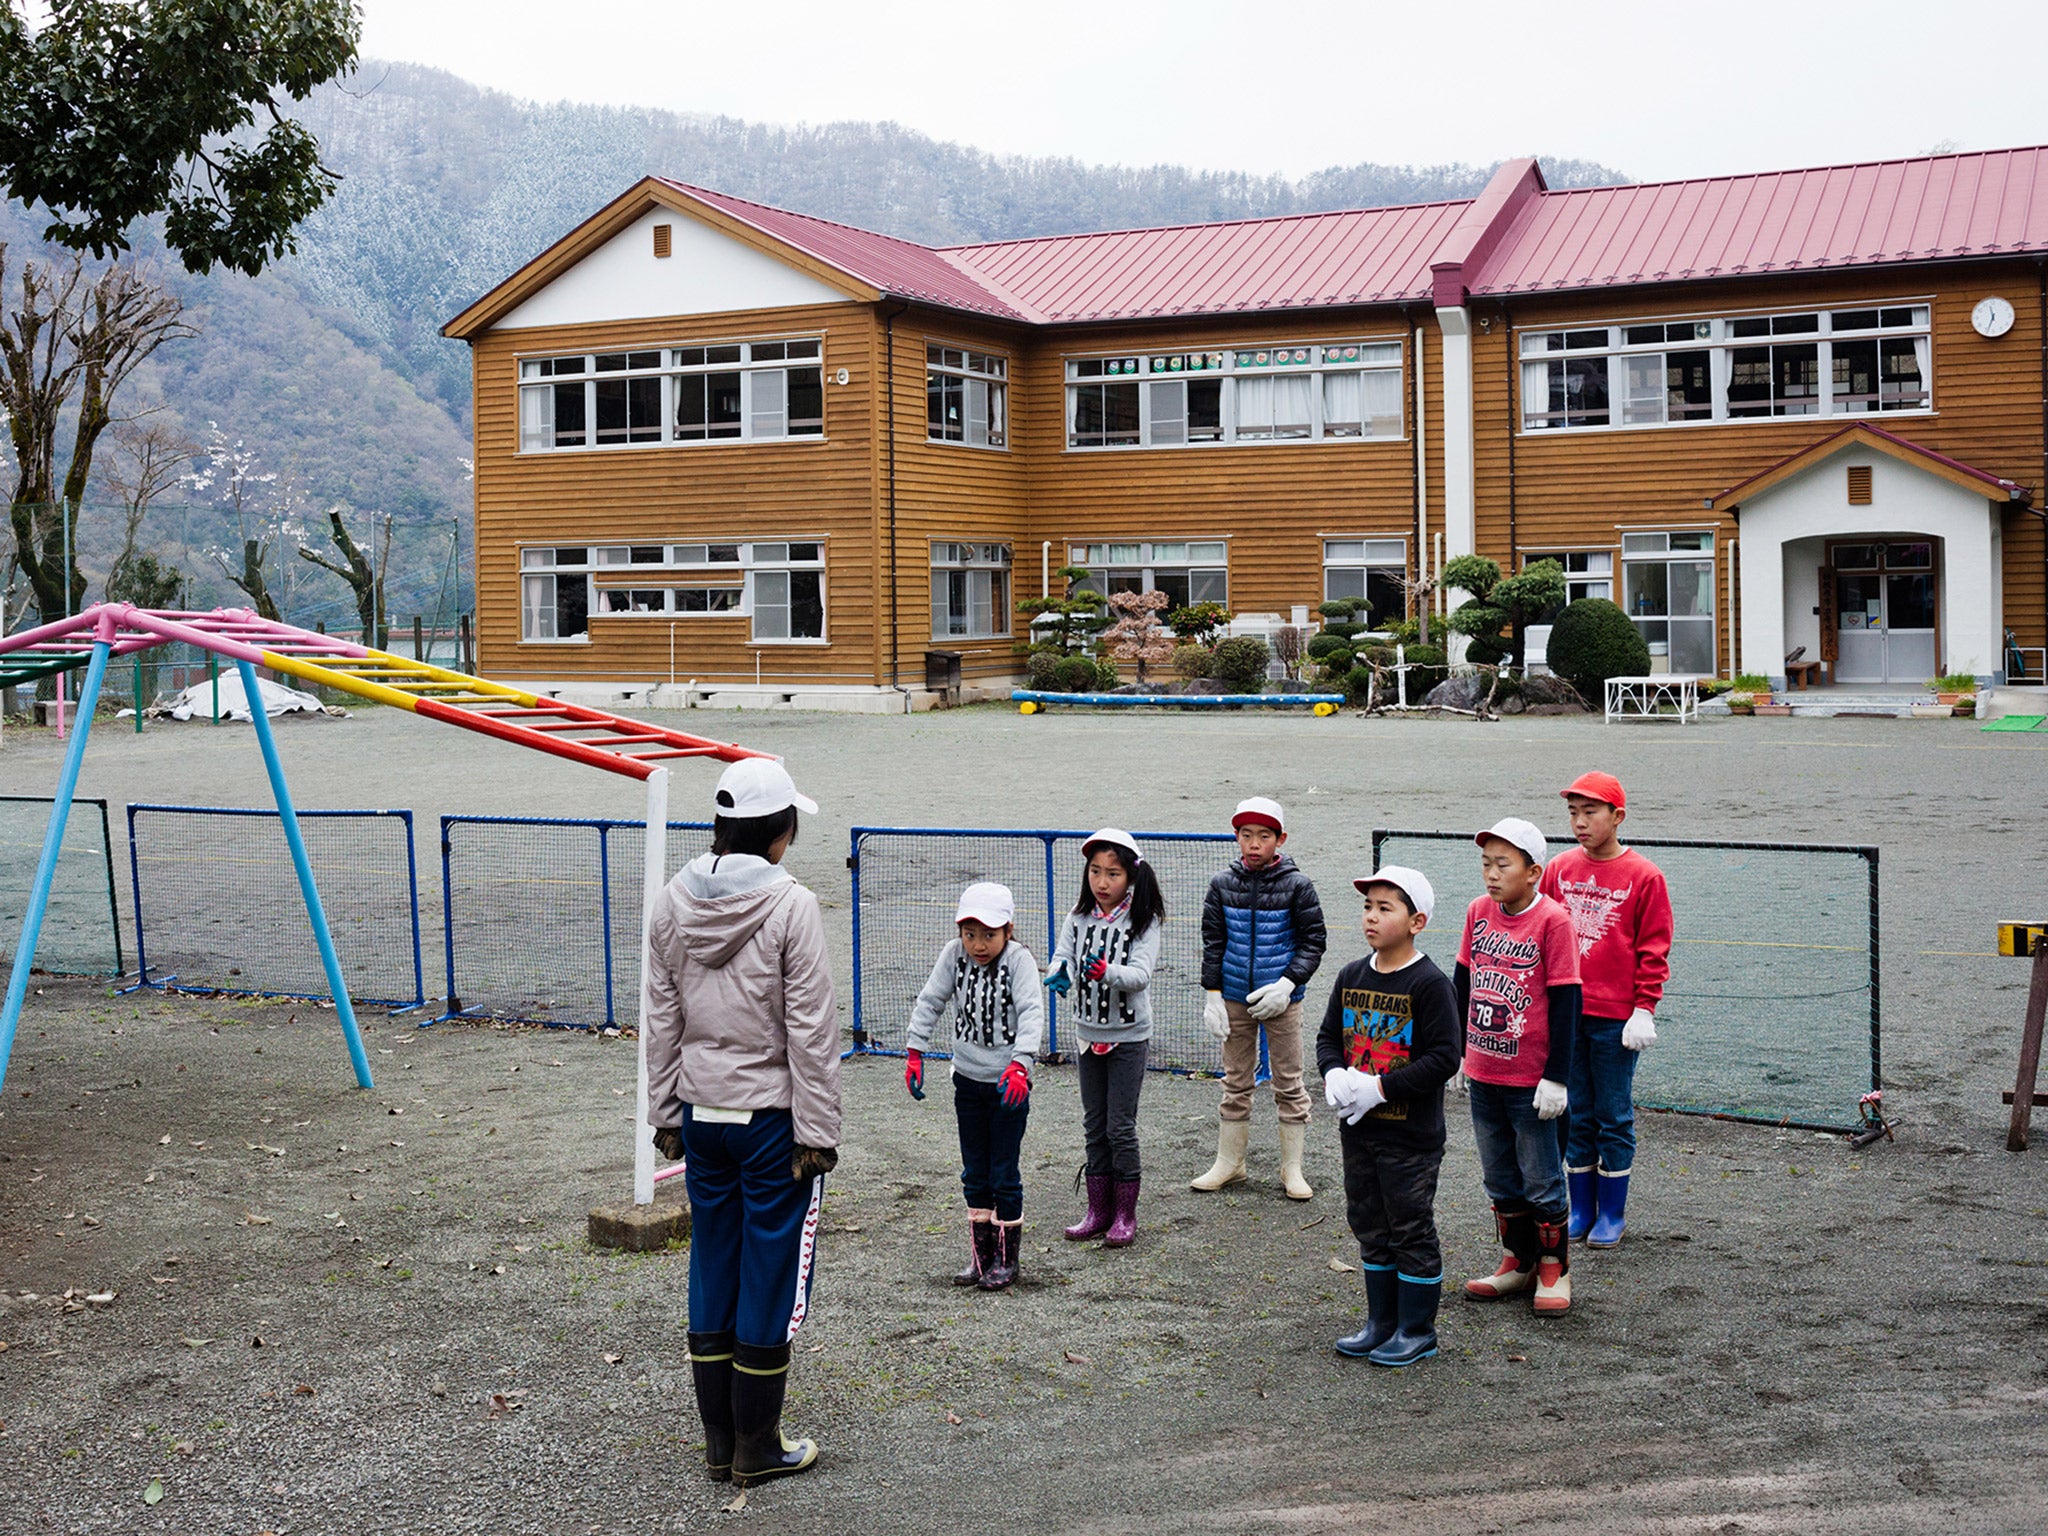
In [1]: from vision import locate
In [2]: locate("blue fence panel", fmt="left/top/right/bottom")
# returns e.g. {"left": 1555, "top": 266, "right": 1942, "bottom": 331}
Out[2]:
{"left": 127, "top": 804, "right": 423, "bottom": 1009}
{"left": 1, "top": 795, "right": 122, "bottom": 983}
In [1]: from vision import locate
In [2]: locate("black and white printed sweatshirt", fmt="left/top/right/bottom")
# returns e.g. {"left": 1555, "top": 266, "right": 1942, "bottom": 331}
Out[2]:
{"left": 905, "top": 939, "right": 1045, "bottom": 1083}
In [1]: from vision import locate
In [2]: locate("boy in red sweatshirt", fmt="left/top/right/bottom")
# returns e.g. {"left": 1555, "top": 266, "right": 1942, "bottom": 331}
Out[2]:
{"left": 1540, "top": 771, "right": 1674, "bottom": 1249}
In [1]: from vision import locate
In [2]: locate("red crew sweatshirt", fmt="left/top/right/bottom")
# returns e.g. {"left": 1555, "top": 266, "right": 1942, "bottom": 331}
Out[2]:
{"left": 1539, "top": 847, "right": 1674, "bottom": 1020}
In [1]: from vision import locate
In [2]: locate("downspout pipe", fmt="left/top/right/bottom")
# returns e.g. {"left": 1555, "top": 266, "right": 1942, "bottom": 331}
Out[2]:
{"left": 881, "top": 300, "right": 911, "bottom": 708}
{"left": 1502, "top": 302, "right": 1517, "bottom": 570}
{"left": 1407, "top": 306, "right": 1426, "bottom": 629}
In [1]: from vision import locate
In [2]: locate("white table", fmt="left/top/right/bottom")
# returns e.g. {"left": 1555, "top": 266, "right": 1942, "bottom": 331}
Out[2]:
{"left": 1605, "top": 674, "right": 1703, "bottom": 724}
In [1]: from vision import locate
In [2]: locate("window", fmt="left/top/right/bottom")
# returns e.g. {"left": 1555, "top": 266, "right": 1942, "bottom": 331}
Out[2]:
{"left": 1068, "top": 541, "right": 1227, "bottom": 608}
{"left": 1521, "top": 307, "right": 1930, "bottom": 431}
{"left": 930, "top": 542, "right": 1013, "bottom": 639}
{"left": 926, "top": 346, "right": 1008, "bottom": 447}
{"left": 1321, "top": 539, "right": 1408, "bottom": 625}
{"left": 1523, "top": 549, "right": 1614, "bottom": 623}
{"left": 1620, "top": 531, "right": 1715, "bottom": 674}
{"left": 519, "top": 339, "right": 824, "bottom": 452}
{"left": 519, "top": 542, "right": 824, "bottom": 640}
{"left": 1065, "top": 341, "right": 1401, "bottom": 449}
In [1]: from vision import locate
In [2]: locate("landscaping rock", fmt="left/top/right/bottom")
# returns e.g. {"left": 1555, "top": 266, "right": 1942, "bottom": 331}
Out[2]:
{"left": 1184, "top": 677, "right": 1230, "bottom": 694}
{"left": 1521, "top": 674, "right": 1589, "bottom": 708}
{"left": 1423, "top": 673, "right": 1491, "bottom": 711}
{"left": 1500, "top": 694, "right": 1527, "bottom": 715}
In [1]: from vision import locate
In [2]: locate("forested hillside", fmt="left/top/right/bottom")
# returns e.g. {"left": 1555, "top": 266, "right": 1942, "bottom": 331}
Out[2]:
{"left": 4, "top": 60, "right": 1628, "bottom": 637}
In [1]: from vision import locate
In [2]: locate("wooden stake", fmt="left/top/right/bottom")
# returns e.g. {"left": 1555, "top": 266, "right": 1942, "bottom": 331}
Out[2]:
{"left": 2008, "top": 944, "right": 2048, "bottom": 1152}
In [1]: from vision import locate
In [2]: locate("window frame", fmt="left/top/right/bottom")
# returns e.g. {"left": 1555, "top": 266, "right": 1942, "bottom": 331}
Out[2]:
{"left": 1517, "top": 304, "right": 1932, "bottom": 436}
{"left": 925, "top": 343, "right": 1010, "bottom": 450}
{"left": 1066, "top": 540, "right": 1228, "bottom": 607}
{"left": 517, "top": 540, "right": 828, "bottom": 642}
{"left": 516, "top": 336, "right": 827, "bottom": 454}
{"left": 1320, "top": 537, "right": 1409, "bottom": 622}
{"left": 929, "top": 541, "right": 1014, "bottom": 640}
{"left": 1617, "top": 529, "right": 1717, "bottom": 675}
{"left": 1520, "top": 548, "right": 1616, "bottom": 624}
{"left": 1061, "top": 339, "right": 1404, "bottom": 451}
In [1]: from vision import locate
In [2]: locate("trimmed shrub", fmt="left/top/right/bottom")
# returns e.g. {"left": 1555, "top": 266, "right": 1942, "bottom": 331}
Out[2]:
{"left": 1171, "top": 643, "right": 1215, "bottom": 680}
{"left": 1404, "top": 643, "right": 1448, "bottom": 695}
{"left": 1305, "top": 631, "right": 1352, "bottom": 663}
{"left": 1026, "top": 651, "right": 1061, "bottom": 690}
{"left": 1212, "top": 635, "right": 1272, "bottom": 691}
{"left": 1094, "top": 657, "right": 1122, "bottom": 689}
{"left": 1344, "top": 664, "right": 1377, "bottom": 704}
{"left": 1052, "top": 655, "right": 1102, "bottom": 693}
{"left": 1545, "top": 598, "right": 1650, "bottom": 705}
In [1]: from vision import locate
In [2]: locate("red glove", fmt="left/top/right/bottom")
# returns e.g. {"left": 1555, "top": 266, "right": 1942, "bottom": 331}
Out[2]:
{"left": 998, "top": 1061, "right": 1031, "bottom": 1108}
{"left": 1083, "top": 953, "right": 1109, "bottom": 982}
{"left": 904, "top": 1049, "right": 925, "bottom": 1100}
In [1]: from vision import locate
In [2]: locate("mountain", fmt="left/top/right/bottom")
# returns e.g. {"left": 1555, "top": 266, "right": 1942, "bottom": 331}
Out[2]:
{"left": 3, "top": 60, "right": 1630, "bottom": 637}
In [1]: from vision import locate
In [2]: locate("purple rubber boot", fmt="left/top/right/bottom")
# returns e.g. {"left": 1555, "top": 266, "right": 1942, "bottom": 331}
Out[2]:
{"left": 1064, "top": 1174, "right": 1114, "bottom": 1241}
{"left": 1102, "top": 1179, "right": 1140, "bottom": 1248}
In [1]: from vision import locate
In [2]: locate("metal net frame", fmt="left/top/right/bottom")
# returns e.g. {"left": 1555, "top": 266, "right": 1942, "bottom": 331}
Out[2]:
{"left": 126, "top": 804, "right": 425, "bottom": 1009}
{"left": 1, "top": 796, "right": 122, "bottom": 983}
{"left": 1373, "top": 829, "right": 1880, "bottom": 1132}
{"left": 439, "top": 814, "right": 714, "bottom": 1029}
{"left": 848, "top": 825, "right": 1238, "bottom": 1074}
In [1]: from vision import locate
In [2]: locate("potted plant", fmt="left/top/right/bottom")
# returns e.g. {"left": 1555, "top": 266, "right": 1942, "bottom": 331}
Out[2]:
{"left": 1726, "top": 690, "right": 1756, "bottom": 715}
{"left": 1930, "top": 673, "right": 1978, "bottom": 707}
{"left": 1953, "top": 692, "right": 1978, "bottom": 718}
{"left": 1731, "top": 672, "right": 1773, "bottom": 706}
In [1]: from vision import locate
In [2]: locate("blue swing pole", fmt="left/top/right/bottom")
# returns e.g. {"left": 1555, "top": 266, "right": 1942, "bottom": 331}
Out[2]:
{"left": 236, "top": 659, "right": 374, "bottom": 1089}
{"left": 0, "top": 635, "right": 113, "bottom": 1094}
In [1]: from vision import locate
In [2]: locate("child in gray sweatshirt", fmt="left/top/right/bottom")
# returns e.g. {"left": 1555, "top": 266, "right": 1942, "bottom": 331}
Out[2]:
{"left": 903, "top": 881, "right": 1044, "bottom": 1291}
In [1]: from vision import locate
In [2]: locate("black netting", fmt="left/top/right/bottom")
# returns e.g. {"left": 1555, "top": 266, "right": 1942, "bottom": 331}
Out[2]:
{"left": 1, "top": 796, "right": 121, "bottom": 982}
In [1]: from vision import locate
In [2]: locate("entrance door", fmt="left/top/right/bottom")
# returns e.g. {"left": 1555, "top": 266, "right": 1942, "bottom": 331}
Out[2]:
{"left": 1831, "top": 540, "right": 1937, "bottom": 683}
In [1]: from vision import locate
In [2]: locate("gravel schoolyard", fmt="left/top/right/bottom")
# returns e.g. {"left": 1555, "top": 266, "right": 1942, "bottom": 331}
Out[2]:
{"left": 2, "top": 702, "right": 2045, "bottom": 1534}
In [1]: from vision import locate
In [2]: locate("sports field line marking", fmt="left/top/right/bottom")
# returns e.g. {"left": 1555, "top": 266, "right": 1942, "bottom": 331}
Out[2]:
{"left": 1676, "top": 937, "right": 1861, "bottom": 952}
{"left": 1938, "top": 743, "right": 2048, "bottom": 751}
{"left": 1918, "top": 950, "right": 2000, "bottom": 958}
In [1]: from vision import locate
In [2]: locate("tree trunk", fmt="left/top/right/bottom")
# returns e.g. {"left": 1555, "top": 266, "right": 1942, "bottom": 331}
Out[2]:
{"left": 218, "top": 538, "right": 281, "bottom": 622}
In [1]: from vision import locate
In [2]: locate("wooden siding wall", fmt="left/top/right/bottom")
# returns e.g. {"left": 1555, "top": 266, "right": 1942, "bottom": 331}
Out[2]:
{"left": 468, "top": 301, "right": 882, "bottom": 684}
{"left": 1017, "top": 310, "right": 1436, "bottom": 632}
{"left": 1472, "top": 262, "right": 2048, "bottom": 673}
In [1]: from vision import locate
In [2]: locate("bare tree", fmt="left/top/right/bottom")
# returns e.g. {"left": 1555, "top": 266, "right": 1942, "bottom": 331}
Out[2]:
{"left": 0, "top": 249, "right": 193, "bottom": 621}
{"left": 101, "top": 412, "right": 198, "bottom": 605}
{"left": 184, "top": 423, "right": 282, "bottom": 620}
{"left": 298, "top": 505, "right": 391, "bottom": 649}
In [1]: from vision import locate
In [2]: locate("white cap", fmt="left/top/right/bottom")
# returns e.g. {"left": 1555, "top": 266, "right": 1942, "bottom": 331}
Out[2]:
{"left": 713, "top": 757, "right": 818, "bottom": 818}
{"left": 1231, "top": 796, "right": 1286, "bottom": 834}
{"left": 1081, "top": 827, "right": 1143, "bottom": 863}
{"left": 1476, "top": 817, "right": 1546, "bottom": 867}
{"left": 955, "top": 881, "right": 1016, "bottom": 928}
{"left": 1353, "top": 864, "right": 1435, "bottom": 922}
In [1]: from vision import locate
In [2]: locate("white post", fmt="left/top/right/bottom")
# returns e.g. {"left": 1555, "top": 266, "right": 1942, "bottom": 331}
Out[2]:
{"left": 633, "top": 766, "right": 670, "bottom": 1207}
{"left": 1397, "top": 643, "right": 1408, "bottom": 708}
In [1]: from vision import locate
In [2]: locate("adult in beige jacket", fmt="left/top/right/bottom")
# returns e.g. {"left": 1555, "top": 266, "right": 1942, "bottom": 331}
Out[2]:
{"left": 645, "top": 757, "right": 840, "bottom": 1490}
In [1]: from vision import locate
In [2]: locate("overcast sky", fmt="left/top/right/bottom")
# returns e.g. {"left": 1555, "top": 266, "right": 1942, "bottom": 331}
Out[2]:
{"left": 360, "top": 0, "right": 2046, "bottom": 185}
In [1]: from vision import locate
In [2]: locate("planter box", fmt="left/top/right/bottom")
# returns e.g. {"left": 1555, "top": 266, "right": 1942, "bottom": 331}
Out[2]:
{"left": 1753, "top": 703, "right": 1794, "bottom": 716}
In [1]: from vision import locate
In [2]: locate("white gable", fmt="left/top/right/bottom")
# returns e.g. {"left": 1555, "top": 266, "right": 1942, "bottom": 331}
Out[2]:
{"left": 496, "top": 208, "right": 849, "bottom": 330}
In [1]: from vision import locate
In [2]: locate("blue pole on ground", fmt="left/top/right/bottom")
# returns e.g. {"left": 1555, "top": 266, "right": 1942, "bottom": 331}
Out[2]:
{"left": 0, "top": 637, "right": 111, "bottom": 1094}
{"left": 236, "top": 659, "right": 374, "bottom": 1089}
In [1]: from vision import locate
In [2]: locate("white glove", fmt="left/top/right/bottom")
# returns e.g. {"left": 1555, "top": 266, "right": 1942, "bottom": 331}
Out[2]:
{"left": 1245, "top": 978, "right": 1295, "bottom": 1020}
{"left": 1622, "top": 1008, "right": 1657, "bottom": 1052}
{"left": 1343, "top": 1073, "right": 1386, "bottom": 1125}
{"left": 1323, "top": 1068, "right": 1359, "bottom": 1114}
{"left": 1533, "top": 1078, "right": 1569, "bottom": 1120}
{"left": 1203, "top": 991, "right": 1230, "bottom": 1040}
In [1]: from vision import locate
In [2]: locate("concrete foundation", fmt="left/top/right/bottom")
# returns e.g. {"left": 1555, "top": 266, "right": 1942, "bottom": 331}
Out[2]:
{"left": 507, "top": 677, "right": 1021, "bottom": 715}
{"left": 587, "top": 1192, "right": 691, "bottom": 1252}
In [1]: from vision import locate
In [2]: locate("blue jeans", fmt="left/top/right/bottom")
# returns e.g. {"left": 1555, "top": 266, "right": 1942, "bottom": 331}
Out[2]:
{"left": 955, "top": 1074, "right": 1029, "bottom": 1220}
{"left": 1562, "top": 1014, "right": 1638, "bottom": 1173}
{"left": 682, "top": 1105, "right": 825, "bottom": 1348}
{"left": 1468, "top": 1079, "right": 1567, "bottom": 1223}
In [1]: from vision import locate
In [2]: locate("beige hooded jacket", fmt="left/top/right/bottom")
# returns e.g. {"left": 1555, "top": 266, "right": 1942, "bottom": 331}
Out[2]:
{"left": 644, "top": 851, "right": 841, "bottom": 1149}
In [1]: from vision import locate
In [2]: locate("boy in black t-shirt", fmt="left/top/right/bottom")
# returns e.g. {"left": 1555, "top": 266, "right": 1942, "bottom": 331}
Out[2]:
{"left": 1316, "top": 865, "right": 1461, "bottom": 1368}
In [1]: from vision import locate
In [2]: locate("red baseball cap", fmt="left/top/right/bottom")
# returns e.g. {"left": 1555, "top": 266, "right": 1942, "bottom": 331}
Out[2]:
{"left": 1562, "top": 771, "right": 1626, "bottom": 811}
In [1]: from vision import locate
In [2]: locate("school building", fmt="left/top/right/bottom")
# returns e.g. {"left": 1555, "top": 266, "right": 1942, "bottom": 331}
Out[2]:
{"left": 443, "top": 145, "right": 2048, "bottom": 708}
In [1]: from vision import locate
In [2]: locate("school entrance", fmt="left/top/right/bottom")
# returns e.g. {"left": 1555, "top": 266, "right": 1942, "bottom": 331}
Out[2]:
{"left": 1822, "top": 539, "right": 1938, "bottom": 683}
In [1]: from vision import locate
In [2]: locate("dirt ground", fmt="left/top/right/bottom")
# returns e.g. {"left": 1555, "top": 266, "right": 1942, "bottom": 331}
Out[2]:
{"left": 2, "top": 702, "right": 2046, "bottom": 1534}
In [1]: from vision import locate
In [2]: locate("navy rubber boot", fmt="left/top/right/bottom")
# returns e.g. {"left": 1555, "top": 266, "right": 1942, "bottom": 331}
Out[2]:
{"left": 687, "top": 1330, "right": 736, "bottom": 1482}
{"left": 1588, "top": 1169, "right": 1629, "bottom": 1248}
{"left": 1565, "top": 1166, "right": 1596, "bottom": 1243}
{"left": 1334, "top": 1264, "right": 1398, "bottom": 1358}
{"left": 1367, "top": 1275, "right": 1441, "bottom": 1367}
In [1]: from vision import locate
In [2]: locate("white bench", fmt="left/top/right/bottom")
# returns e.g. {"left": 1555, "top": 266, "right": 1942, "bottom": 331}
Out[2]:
{"left": 1605, "top": 674, "right": 1703, "bottom": 724}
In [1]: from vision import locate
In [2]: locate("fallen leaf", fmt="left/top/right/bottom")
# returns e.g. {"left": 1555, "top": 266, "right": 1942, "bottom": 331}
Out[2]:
{"left": 944, "top": 1411, "right": 963, "bottom": 1425}
{"left": 151, "top": 1276, "right": 178, "bottom": 1285}
{"left": 158, "top": 1134, "right": 171, "bottom": 1145}
{"left": 251, "top": 1335, "right": 264, "bottom": 1349}
{"left": 143, "top": 1478, "right": 163, "bottom": 1506}
{"left": 1507, "top": 1353, "right": 1528, "bottom": 1363}
{"left": 242, "top": 1213, "right": 272, "bottom": 1226}
{"left": 142, "top": 1172, "right": 157, "bottom": 1185}
{"left": 293, "top": 1383, "right": 315, "bottom": 1396}
{"left": 602, "top": 1353, "right": 622, "bottom": 1365}
{"left": 1327, "top": 1256, "right": 1357, "bottom": 1273}
{"left": 487, "top": 1392, "right": 522, "bottom": 1418}
{"left": 172, "top": 1440, "right": 192, "bottom": 1455}
{"left": 721, "top": 1489, "right": 747, "bottom": 1514}
{"left": 180, "top": 1337, "right": 214, "bottom": 1348}
{"left": 491, "top": 1265, "right": 506, "bottom": 1275}
{"left": 1297, "top": 1213, "right": 1329, "bottom": 1230}
{"left": 1062, "top": 1349, "right": 1092, "bottom": 1366}
{"left": 85, "top": 1291, "right": 116, "bottom": 1308}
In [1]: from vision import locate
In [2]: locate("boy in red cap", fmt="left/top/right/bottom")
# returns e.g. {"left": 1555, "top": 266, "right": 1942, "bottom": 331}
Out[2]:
{"left": 1541, "top": 771, "right": 1674, "bottom": 1248}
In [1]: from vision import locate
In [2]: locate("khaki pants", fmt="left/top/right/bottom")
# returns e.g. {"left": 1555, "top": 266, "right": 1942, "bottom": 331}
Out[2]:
{"left": 1219, "top": 998, "right": 1311, "bottom": 1126}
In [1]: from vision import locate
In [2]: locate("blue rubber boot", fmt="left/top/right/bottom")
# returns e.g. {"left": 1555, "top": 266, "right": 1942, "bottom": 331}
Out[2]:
{"left": 1334, "top": 1263, "right": 1398, "bottom": 1357}
{"left": 1565, "top": 1165, "right": 1597, "bottom": 1243}
{"left": 1367, "top": 1275, "right": 1441, "bottom": 1367}
{"left": 1588, "top": 1169, "right": 1629, "bottom": 1248}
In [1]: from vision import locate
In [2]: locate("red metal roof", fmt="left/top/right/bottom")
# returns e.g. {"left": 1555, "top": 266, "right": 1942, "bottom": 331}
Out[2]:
{"left": 943, "top": 201, "right": 1469, "bottom": 322}
{"left": 1470, "top": 146, "right": 2048, "bottom": 296}
{"left": 1708, "top": 421, "right": 2031, "bottom": 508}
{"left": 657, "top": 179, "right": 1031, "bottom": 321}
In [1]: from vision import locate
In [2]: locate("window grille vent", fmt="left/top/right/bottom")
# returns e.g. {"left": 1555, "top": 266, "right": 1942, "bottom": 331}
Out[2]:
{"left": 1847, "top": 465, "right": 1873, "bottom": 504}
{"left": 652, "top": 224, "right": 673, "bottom": 258}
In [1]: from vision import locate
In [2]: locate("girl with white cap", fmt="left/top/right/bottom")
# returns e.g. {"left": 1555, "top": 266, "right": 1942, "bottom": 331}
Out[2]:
{"left": 644, "top": 756, "right": 838, "bottom": 1488}
{"left": 1045, "top": 829, "right": 1165, "bottom": 1247}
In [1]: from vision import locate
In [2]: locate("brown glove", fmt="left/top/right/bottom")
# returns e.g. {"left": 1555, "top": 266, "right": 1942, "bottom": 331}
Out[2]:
{"left": 652, "top": 1125, "right": 685, "bottom": 1161}
{"left": 791, "top": 1144, "right": 838, "bottom": 1182}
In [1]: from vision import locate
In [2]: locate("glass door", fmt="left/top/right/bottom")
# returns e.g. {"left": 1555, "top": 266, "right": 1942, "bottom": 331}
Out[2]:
{"left": 1831, "top": 541, "right": 1937, "bottom": 683}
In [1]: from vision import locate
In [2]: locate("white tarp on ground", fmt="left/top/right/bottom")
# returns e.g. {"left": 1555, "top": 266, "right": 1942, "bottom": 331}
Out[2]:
{"left": 129, "top": 674, "right": 346, "bottom": 722}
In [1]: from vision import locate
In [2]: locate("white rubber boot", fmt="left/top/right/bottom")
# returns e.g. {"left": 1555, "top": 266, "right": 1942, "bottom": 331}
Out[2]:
{"left": 1277, "top": 1121, "right": 1313, "bottom": 1201}
{"left": 1190, "top": 1119, "right": 1249, "bottom": 1191}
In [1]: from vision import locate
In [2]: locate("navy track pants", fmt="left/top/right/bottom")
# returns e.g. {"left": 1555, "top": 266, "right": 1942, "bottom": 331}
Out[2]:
{"left": 682, "top": 1105, "right": 824, "bottom": 1349}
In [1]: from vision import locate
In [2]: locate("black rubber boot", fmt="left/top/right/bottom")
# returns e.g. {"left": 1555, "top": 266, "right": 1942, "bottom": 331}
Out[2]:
{"left": 687, "top": 1329, "right": 736, "bottom": 1482}
{"left": 1334, "top": 1264, "right": 1398, "bottom": 1357}
{"left": 1367, "top": 1276, "right": 1441, "bottom": 1367}
{"left": 954, "top": 1212, "right": 997, "bottom": 1286}
{"left": 979, "top": 1219, "right": 1022, "bottom": 1290}
{"left": 731, "top": 1341, "right": 818, "bottom": 1488}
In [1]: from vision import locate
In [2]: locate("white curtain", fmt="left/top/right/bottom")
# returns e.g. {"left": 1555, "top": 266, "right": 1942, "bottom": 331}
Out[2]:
{"left": 1361, "top": 368, "right": 1402, "bottom": 436}
{"left": 1323, "top": 371, "right": 1362, "bottom": 435}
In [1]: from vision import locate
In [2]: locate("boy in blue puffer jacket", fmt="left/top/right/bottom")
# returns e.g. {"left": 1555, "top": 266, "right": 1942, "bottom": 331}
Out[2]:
{"left": 1191, "top": 796, "right": 1328, "bottom": 1200}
